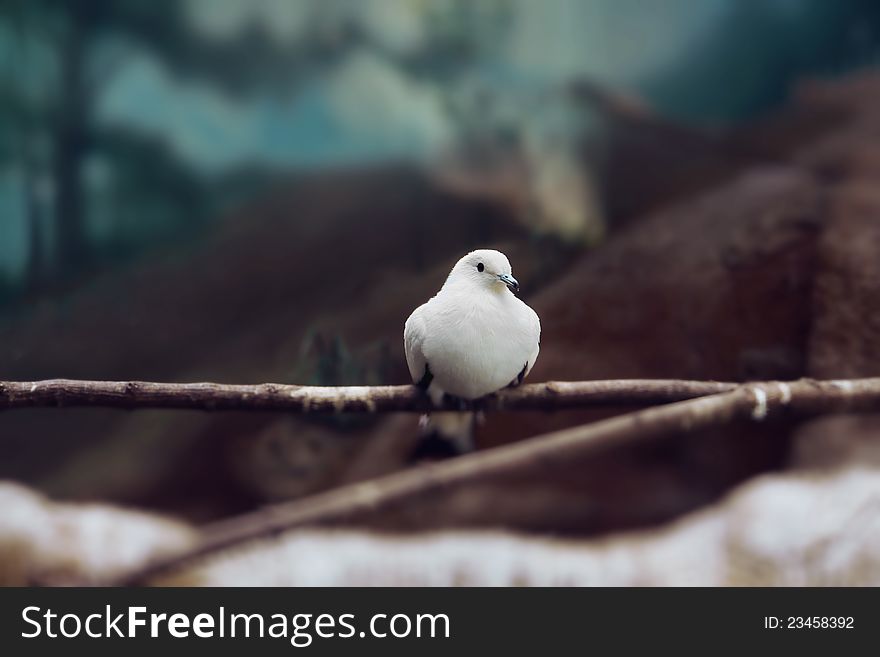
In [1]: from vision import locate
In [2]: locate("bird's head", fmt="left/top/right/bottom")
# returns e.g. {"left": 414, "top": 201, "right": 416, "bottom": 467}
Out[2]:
{"left": 445, "top": 249, "right": 519, "bottom": 294}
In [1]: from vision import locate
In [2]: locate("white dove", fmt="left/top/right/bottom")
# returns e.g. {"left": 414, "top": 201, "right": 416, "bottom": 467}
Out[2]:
{"left": 404, "top": 249, "right": 541, "bottom": 454}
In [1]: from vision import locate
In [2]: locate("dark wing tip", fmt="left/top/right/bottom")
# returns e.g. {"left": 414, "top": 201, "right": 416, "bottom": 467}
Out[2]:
{"left": 416, "top": 363, "right": 433, "bottom": 390}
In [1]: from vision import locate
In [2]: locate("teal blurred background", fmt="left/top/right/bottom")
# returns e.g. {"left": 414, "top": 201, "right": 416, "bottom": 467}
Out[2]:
{"left": 2, "top": 0, "right": 879, "bottom": 295}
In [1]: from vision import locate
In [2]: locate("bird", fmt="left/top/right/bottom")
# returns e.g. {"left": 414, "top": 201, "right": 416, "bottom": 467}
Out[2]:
{"left": 404, "top": 249, "right": 541, "bottom": 456}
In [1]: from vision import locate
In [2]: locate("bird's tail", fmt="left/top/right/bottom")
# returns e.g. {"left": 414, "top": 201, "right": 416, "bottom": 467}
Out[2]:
{"left": 411, "top": 411, "right": 477, "bottom": 460}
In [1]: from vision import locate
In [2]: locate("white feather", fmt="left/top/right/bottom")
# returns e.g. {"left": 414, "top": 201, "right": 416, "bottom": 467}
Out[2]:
{"left": 404, "top": 249, "right": 541, "bottom": 403}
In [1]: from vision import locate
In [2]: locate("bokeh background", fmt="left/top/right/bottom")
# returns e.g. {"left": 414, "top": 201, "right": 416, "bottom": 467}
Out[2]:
{"left": 3, "top": 0, "right": 880, "bottom": 585}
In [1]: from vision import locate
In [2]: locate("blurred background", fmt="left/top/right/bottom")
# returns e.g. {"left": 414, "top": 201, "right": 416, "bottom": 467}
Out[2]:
{"left": 3, "top": 0, "right": 880, "bottom": 585}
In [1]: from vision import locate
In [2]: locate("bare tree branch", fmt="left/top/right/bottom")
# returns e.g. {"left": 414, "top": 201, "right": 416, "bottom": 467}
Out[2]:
{"left": 0, "top": 378, "right": 738, "bottom": 413}
{"left": 115, "top": 377, "right": 880, "bottom": 585}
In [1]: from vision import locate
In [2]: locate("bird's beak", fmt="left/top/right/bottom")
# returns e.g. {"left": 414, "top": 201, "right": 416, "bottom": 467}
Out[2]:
{"left": 498, "top": 273, "right": 519, "bottom": 293}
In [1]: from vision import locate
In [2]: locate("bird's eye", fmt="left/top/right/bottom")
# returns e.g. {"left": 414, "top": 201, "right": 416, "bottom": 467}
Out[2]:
{"left": 477, "top": 262, "right": 484, "bottom": 272}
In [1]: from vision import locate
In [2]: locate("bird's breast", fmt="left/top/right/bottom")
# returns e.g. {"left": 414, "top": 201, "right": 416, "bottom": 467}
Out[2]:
{"left": 422, "top": 293, "right": 537, "bottom": 399}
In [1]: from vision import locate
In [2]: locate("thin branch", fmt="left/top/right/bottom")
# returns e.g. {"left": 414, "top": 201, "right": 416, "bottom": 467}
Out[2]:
{"left": 0, "top": 378, "right": 737, "bottom": 413}
{"left": 116, "top": 377, "right": 880, "bottom": 585}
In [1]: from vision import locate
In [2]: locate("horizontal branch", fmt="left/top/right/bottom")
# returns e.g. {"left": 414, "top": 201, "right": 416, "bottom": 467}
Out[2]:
{"left": 117, "top": 377, "right": 880, "bottom": 585}
{"left": 0, "top": 378, "right": 738, "bottom": 413}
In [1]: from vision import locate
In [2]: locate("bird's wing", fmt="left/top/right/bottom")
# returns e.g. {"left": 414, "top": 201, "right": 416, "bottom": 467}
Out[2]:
{"left": 522, "top": 305, "right": 541, "bottom": 380}
{"left": 404, "top": 302, "right": 430, "bottom": 384}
